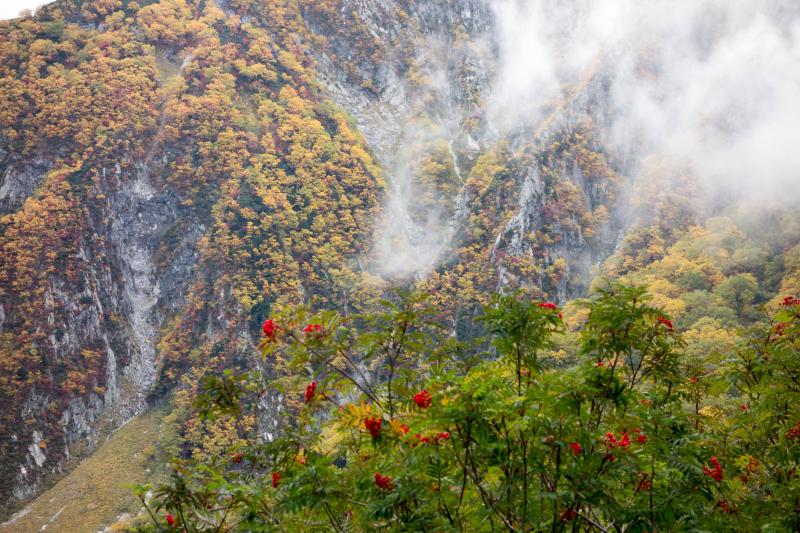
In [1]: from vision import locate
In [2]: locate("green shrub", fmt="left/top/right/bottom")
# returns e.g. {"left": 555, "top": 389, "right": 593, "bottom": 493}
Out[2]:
{"left": 135, "top": 287, "right": 800, "bottom": 532}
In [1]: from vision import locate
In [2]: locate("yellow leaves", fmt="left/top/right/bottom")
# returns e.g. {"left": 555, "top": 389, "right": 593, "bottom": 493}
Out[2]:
{"left": 63, "top": 370, "right": 88, "bottom": 395}
{"left": 388, "top": 418, "right": 409, "bottom": 436}
{"left": 276, "top": 50, "right": 305, "bottom": 77}
{"left": 137, "top": 0, "right": 195, "bottom": 44}
{"left": 339, "top": 401, "right": 376, "bottom": 430}
{"left": 81, "top": 0, "right": 123, "bottom": 22}
{"left": 698, "top": 405, "right": 726, "bottom": 421}
{"left": 188, "top": 414, "right": 255, "bottom": 464}
{"left": 697, "top": 405, "right": 729, "bottom": 426}
{"left": 735, "top": 455, "right": 762, "bottom": 478}
{"left": 467, "top": 148, "right": 507, "bottom": 198}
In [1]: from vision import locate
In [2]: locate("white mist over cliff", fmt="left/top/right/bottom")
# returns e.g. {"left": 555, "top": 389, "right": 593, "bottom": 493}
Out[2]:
{"left": 364, "top": 0, "right": 800, "bottom": 279}
{"left": 490, "top": 0, "right": 800, "bottom": 203}
{"left": 0, "top": 1, "right": 53, "bottom": 20}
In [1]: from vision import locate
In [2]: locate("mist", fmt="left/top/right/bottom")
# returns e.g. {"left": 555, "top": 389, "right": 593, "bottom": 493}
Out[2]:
{"left": 368, "top": 0, "right": 799, "bottom": 280}
{"left": 372, "top": 119, "right": 457, "bottom": 279}
{"left": 370, "top": 32, "right": 471, "bottom": 280}
{"left": 489, "top": 0, "right": 800, "bottom": 203}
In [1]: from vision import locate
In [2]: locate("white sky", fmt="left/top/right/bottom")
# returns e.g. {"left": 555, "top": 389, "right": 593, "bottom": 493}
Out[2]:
{"left": 0, "top": 0, "right": 54, "bottom": 20}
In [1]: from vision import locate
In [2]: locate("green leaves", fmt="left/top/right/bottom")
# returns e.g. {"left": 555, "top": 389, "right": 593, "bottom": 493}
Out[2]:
{"left": 137, "top": 286, "right": 800, "bottom": 532}
{"left": 195, "top": 370, "right": 247, "bottom": 421}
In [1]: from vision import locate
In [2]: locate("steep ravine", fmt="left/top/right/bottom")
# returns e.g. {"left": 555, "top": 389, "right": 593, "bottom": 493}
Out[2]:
{"left": 1, "top": 62, "right": 201, "bottom": 517}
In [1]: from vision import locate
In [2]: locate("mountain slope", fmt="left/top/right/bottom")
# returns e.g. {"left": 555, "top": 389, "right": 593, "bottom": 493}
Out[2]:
{"left": 1, "top": 0, "right": 798, "bottom": 517}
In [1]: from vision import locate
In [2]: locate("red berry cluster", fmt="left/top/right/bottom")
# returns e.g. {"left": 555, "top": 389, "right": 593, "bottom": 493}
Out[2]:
{"left": 272, "top": 472, "right": 281, "bottom": 488}
{"left": 365, "top": 417, "right": 382, "bottom": 438}
{"left": 537, "top": 301, "right": 558, "bottom": 310}
{"left": 414, "top": 389, "right": 432, "bottom": 408}
{"left": 413, "top": 431, "right": 450, "bottom": 446}
{"left": 703, "top": 456, "right": 724, "bottom": 482}
{"left": 305, "top": 380, "right": 317, "bottom": 403}
{"left": 604, "top": 431, "right": 631, "bottom": 449}
{"left": 303, "top": 323, "right": 323, "bottom": 336}
{"left": 775, "top": 322, "right": 786, "bottom": 336}
{"left": 374, "top": 472, "right": 394, "bottom": 491}
{"left": 781, "top": 296, "right": 799, "bottom": 306}
{"left": 262, "top": 318, "right": 276, "bottom": 339}
{"left": 657, "top": 315, "right": 674, "bottom": 331}
{"left": 569, "top": 442, "right": 582, "bottom": 455}
{"left": 166, "top": 513, "right": 176, "bottom": 527}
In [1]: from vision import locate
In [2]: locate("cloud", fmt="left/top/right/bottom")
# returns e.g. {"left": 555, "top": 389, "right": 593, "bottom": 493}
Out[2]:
{"left": 488, "top": 0, "right": 800, "bottom": 204}
{"left": 0, "top": 1, "right": 53, "bottom": 20}
{"left": 371, "top": 0, "right": 800, "bottom": 279}
{"left": 371, "top": 117, "right": 457, "bottom": 279}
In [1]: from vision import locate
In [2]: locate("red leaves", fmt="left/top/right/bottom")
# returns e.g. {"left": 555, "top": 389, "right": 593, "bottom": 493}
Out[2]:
{"left": 703, "top": 456, "right": 724, "bottom": 482}
{"left": 569, "top": 442, "right": 582, "bottom": 455}
{"left": 781, "top": 296, "right": 799, "bottom": 306}
{"left": 272, "top": 472, "right": 281, "bottom": 488}
{"left": 435, "top": 431, "right": 450, "bottom": 443}
{"left": 414, "top": 389, "right": 432, "bottom": 409}
{"left": 365, "top": 417, "right": 382, "bottom": 438}
{"left": 262, "top": 318, "right": 276, "bottom": 338}
{"left": 305, "top": 380, "right": 317, "bottom": 403}
{"left": 537, "top": 301, "right": 558, "bottom": 310}
{"left": 231, "top": 451, "right": 243, "bottom": 464}
{"left": 374, "top": 472, "right": 394, "bottom": 491}
{"left": 775, "top": 322, "right": 786, "bottom": 336}
{"left": 166, "top": 513, "right": 176, "bottom": 527}
{"left": 657, "top": 315, "right": 674, "bottom": 331}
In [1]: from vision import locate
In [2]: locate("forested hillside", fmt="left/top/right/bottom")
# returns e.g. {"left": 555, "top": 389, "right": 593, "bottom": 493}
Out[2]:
{"left": 0, "top": 0, "right": 798, "bottom": 528}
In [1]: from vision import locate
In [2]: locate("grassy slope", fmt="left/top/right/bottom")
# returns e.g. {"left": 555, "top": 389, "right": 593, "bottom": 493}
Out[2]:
{"left": 1, "top": 408, "right": 168, "bottom": 533}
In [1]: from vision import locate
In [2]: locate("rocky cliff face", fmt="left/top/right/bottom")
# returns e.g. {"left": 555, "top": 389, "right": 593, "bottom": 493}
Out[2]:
{"left": 1, "top": 151, "right": 202, "bottom": 504}
{"left": 310, "top": 0, "right": 623, "bottom": 294}
{"left": 0, "top": 0, "right": 627, "bottom": 512}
